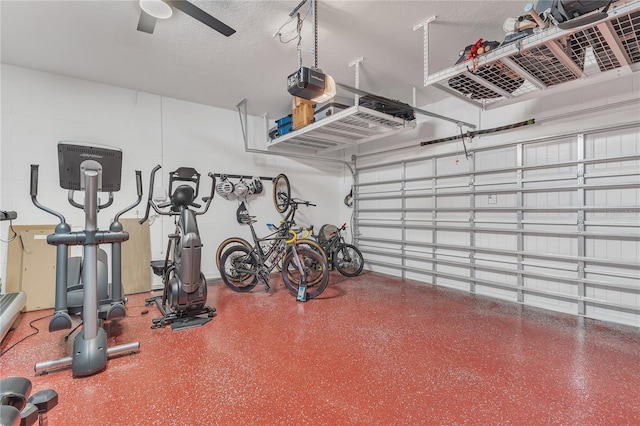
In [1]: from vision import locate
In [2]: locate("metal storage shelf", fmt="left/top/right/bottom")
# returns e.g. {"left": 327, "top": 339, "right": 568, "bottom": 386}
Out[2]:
{"left": 265, "top": 105, "right": 416, "bottom": 154}
{"left": 425, "top": 0, "right": 640, "bottom": 109}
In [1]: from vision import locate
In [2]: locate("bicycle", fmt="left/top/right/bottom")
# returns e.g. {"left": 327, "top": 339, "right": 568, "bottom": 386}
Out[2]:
{"left": 272, "top": 173, "right": 363, "bottom": 277}
{"left": 314, "top": 223, "right": 364, "bottom": 277}
{"left": 218, "top": 214, "right": 329, "bottom": 300}
{"left": 215, "top": 177, "right": 323, "bottom": 274}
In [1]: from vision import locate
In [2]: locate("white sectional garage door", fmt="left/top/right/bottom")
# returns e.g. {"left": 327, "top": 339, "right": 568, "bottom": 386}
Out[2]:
{"left": 354, "top": 123, "right": 640, "bottom": 327}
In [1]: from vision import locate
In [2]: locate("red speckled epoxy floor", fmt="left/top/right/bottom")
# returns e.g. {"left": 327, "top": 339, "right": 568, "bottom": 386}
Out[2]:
{"left": 1, "top": 271, "right": 639, "bottom": 425}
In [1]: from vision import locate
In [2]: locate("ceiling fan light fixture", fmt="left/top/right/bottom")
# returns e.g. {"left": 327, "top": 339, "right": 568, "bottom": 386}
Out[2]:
{"left": 140, "top": 0, "right": 173, "bottom": 19}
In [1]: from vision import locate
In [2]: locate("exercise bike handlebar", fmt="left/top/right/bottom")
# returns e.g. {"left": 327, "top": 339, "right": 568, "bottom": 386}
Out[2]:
{"left": 200, "top": 172, "right": 216, "bottom": 215}
{"left": 139, "top": 165, "right": 216, "bottom": 224}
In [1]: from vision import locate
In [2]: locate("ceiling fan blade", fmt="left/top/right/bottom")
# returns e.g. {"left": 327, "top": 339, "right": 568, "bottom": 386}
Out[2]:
{"left": 165, "top": 0, "right": 236, "bottom": 37}
{"left": 137, "top": 10, "right": 157, "bottom": 34}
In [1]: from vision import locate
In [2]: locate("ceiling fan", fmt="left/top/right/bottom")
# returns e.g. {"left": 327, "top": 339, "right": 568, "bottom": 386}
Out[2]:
{"left": 137, "top": 0, "right": 236, "bottom": 36}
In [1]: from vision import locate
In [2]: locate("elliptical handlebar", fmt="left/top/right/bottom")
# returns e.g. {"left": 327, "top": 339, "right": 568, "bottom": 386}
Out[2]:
{"left": 30, "top": 164, "right": 66, "bottom": 224}
{"left": 31, "top": 164, "right": 143, "bottom": 225}
{"left": 139, "top": 165, "right": 216, "bottom": 225}
{"left": 139, "top": 165, "right": 162, "bottom": 224}
{"left": 67, "top": 190, "right": 114, "bottom": 210}
{"left": 114, "top": 170, "right": 143, "bottom": 222}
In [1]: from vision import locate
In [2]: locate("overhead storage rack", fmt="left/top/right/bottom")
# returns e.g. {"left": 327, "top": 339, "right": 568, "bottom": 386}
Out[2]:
{"left": 265, "top": 105, "right": 417, "bottom": 154}
{"left": 422, "top": 0, "right": 640, "bottom": 109}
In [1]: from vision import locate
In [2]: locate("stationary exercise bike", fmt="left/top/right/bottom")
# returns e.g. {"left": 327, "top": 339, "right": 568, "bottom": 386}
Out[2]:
{"left": 139, "top": 165, "right": 217, "bottom": 329}
{"left": 30, "top": 142, "right": 141, "bottom": 377}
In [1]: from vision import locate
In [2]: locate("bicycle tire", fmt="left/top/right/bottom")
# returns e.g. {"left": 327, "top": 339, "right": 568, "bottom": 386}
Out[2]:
{"left": 285, "top": 239, "right": 327, "bottom": 286}
{"left": 219, "top": 245, "right": 259, "bottom": 292}
{"left": 216, "top": 237, "right": 252, "bottom": 272}
{"left": 281, "top": 248, "right": 329, "bottom": 299}
{"left": 272, "top": 173, "right": 291, "bottom": 213}
{"left": 334, "top": 244, "right": 364, "bottom": 277}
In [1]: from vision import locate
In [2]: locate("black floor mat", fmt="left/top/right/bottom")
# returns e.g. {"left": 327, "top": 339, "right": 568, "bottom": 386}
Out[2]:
{"left": 169, "top": 316, "right": 212, "bottom": 331}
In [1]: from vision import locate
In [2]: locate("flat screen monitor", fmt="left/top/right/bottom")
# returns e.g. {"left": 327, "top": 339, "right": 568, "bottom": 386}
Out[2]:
{"left": 58, "top": 142, "right": 122, "bottom": 192}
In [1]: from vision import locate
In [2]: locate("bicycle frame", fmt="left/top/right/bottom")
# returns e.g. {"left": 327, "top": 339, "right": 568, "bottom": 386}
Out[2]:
{"left": 240, "top": 220, "right": 298, "bottom": 284}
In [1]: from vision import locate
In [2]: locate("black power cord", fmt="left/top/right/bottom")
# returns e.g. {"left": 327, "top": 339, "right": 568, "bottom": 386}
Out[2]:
{"left": 0, "top": 313, "right": 52, "bottom": 357}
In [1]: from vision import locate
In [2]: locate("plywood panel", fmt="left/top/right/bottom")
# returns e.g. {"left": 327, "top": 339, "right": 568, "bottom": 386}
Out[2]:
{"left": 120, "top": 218, "right": 152, "bottom": 294}
{"left": 6, "top": 224, "right": 56, "bottom": 295}
{"left": 6, "top": 226, "right": 57, "bottom": 311}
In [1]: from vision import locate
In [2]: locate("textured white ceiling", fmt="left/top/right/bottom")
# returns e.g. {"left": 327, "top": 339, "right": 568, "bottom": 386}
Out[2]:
{"left": 1, "top": 0, "right": 528, "bottom": 118}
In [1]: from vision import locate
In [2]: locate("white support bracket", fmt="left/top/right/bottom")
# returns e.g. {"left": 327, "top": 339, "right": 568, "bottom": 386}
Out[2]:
{"left": 349, "top": 57, "right": 365, "bottom": 104}
{"left": 413, "top": 16, "right": 437, "bottom": 86}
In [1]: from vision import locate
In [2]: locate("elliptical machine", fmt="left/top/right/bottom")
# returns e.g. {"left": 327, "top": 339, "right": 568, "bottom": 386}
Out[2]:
{"left": 30, "top": 142, "right": 141, "bottom": 377}
{"left": 139, "top": 165, "right": 217, "bottom": 329}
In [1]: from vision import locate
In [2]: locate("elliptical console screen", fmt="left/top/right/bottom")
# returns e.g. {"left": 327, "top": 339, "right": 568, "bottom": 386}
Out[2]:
{"left": 58, "top": 142, "right": 123, "bottom": 192}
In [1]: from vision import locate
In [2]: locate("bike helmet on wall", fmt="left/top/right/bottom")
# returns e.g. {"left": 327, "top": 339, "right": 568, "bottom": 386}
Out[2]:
{"left": 250, "top": 176, "right": 264, "bottom": 195}
{"left": 216, "top": 176, "right": 235, "bottom": 200}
{"left": 234, "top": 179, "right": 249, "bottom": 198}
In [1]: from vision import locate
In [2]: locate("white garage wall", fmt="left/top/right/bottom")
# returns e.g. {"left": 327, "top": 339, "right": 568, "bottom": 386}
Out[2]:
{"left": 347, "top": 73, "right": 640, "bottom": 327}
{"left": 0, "top": 64, "right": 345, "bottom": 287}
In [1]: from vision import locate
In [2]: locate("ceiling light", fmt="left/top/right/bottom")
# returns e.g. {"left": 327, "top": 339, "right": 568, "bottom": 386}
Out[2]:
{"left": 139, "top": 0, "right": 173, "bottom": 19}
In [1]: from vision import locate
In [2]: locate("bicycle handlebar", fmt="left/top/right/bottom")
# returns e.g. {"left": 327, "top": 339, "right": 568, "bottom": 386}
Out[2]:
{"left": 289, "top": 198, "right": 316, "bottom": 207}
{"left": 285, "top": 229, "right": 297, "bottom": 244}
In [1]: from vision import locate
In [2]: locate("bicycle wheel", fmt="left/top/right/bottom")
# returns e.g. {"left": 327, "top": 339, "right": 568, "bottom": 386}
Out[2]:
{"left": 272, "top": 173, "right": 291, "bottom": 213}
{"left": 282, "top": 248, "right": 329, "bottom": 299}
{"left": 220, "top": 245, "right": 259, "bottom": 292}
{"left": 334, "top": 244, "right": 364, "bottom": 277}
{"left": 216, "top": 237, "right": 252, "bottom": 272}
{"left": 285, "top": 239, "right": 327, "bottom": 286}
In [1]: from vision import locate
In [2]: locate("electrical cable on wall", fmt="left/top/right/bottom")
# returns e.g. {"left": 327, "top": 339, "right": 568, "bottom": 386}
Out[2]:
{"left": 274, "top": 0, "right": 312, "bottom": 44}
